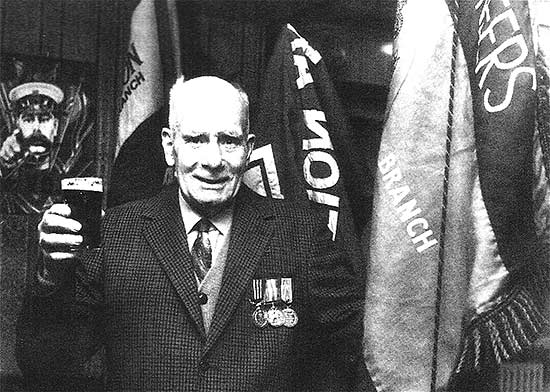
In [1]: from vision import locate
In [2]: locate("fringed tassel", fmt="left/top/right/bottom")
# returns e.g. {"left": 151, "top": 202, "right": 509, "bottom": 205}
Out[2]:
{"left": 453, "top": 286, "right": 549, "bottom": 379}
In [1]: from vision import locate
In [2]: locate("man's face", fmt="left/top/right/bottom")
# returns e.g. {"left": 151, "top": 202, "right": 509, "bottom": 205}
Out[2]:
{"left": 162, "top": 80, "right": 255, "bottom": 217}
{"left": 16, "top": 111, "right": 58, "bottom": 155}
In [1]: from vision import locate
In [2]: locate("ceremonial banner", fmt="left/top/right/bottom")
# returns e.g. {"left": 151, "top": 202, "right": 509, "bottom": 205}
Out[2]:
{"left": 364, "top": 1, "right": 476, "bottom": 390}
{"left": 451, "top": 2, "right": 548, "bottom": 390}
{"left": 107, "top": 0, "right": 181, "bottom": 207}
{"left": 243, "top": 24, "right": 363, "bottom": 274}
{"left": 365, "top": 1, "right": 549, "bottom": 391}
{"left": 458, "top": 0, "right": 538, "bottom": 273}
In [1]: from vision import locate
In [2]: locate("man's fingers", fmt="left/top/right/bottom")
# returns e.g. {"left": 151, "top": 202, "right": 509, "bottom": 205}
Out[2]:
{"left": 47, "top": 251, "right": 80, "bottom": 261}
{"left": 39, "top": 232, "right": 83, "bottom": 261}
{"left": 9, "top": 141, "right": 21, "bottom": 155}
{"left": 40, "top": 205, "right": 82, "bottom": 233}
{"left": 38, "top": 204, "right": 84, "bottom": 260}
{"left": 47, "top": 203, "right": 73, "bottom": 217}
{"left": 0, "top": 146, "right": 13, "bottom": 162}
{"left": 0, "top": 135, "right": 21, "bottom": 161}
{"left": 40, "top": 232, "right": 83, "bottom": 248}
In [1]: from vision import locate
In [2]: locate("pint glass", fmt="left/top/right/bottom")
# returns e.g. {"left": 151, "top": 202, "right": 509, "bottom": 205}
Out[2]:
{"left": 61, "top": 177, "right": 103, "bottom": 249}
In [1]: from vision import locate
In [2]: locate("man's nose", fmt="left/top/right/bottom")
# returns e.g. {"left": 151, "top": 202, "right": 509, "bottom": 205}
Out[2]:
{"left": 32, "top": 119, "right": 41, "bottom": 132}
{"left": 201, "top": 141, "right": 223, "bottom": 167}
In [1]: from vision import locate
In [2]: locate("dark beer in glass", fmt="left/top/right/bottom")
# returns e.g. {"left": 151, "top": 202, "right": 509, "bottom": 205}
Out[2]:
{"left": 61, "top": 177, "right": 103, "bottom": 249}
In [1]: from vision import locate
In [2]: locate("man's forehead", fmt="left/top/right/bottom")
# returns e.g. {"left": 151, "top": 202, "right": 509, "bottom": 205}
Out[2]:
{"left": 174, "top": 110, "right": 245, "bottom": 138}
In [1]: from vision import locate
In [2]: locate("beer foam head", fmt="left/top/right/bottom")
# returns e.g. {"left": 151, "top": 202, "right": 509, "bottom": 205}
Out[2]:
{"left": 61, "top": 177, "right": 103, "bottom": 192}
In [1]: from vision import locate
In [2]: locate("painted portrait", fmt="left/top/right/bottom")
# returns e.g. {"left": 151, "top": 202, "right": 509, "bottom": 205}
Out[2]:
{"left": 0, "top": 54, "right": 97, "bottom": 215}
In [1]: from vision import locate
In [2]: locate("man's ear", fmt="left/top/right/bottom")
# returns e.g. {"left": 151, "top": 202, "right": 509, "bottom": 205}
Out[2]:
{"left": 246, "top": 134, "right": 255, "bottom": 161}
{"left": 161, "top": 127, "right": 175, "bottom": 166}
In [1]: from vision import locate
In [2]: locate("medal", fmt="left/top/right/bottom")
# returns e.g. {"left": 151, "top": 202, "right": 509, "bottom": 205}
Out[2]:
{"left": 267, "top": 306, "right": 285, "bottom": 327}
{"left": 264, "top": 278, "right": 280, "bottom": 303}
{"left": 281, "top": 277, "right": 293, "bottom": 304}
{"left": 282, "top": 307, "right": 298, "bottom": 328}
{"left": 252, "top": 307, "right": 268, "bottom": 328}
{"left": 251, "top": 279, "right": 264, "bottom": 305}
{"left": 251, "top": 277, "right": 298, "bottom": 328}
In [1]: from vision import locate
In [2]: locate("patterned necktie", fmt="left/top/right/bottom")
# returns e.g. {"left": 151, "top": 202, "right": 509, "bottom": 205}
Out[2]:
{"left": 191, "top": 218, "right": 212, "bottom": 281}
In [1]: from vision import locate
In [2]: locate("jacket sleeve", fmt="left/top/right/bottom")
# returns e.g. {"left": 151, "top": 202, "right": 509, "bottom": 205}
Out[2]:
{"left": 16, "top": 244, "right": 105, "bottom": 387}
{"left": 305, "top": 211, "right": 377, "bottom": 392}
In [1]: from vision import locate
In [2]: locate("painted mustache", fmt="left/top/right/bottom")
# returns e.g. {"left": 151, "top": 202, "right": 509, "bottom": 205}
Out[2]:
{"left": 16, "top": 132, "right": 53, "bottom": 152}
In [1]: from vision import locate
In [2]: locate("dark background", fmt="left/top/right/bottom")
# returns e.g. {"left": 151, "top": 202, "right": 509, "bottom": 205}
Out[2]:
{"left": 1, "top": 1, "right": 548, "bottom": 391}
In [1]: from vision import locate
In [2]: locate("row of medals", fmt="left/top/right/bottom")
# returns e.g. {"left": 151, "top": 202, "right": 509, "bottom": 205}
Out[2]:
{"left": 250, "top": 278, "right": 298, "bottom": 328}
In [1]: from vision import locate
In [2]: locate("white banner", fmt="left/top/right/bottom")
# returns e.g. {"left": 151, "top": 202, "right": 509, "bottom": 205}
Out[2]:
{"left": 116, "top": 0, "right": 163, "bottom": 157}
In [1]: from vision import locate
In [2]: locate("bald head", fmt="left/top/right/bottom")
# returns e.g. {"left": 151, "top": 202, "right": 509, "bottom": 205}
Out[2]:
{"left": 168, "top": 76, "right": 250, "bottom": 136}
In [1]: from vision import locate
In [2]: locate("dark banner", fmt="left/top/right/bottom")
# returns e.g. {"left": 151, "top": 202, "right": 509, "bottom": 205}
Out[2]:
{"left": 457, "top": 0, "right": 539, "bottom": 272}
{"left": 243, "top": 24, "right": 363, "bottom": 274}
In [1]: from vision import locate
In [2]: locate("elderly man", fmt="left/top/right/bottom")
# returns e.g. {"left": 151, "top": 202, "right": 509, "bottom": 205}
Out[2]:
{"left": 17, "top": 76, "right": 374, "bottom": 391}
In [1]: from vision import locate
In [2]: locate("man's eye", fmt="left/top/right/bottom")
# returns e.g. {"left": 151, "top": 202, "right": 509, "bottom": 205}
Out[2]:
{"left": 21, "top": 116, "right": 34, "bottom": 123}
{"left": 218, "top": 135, "right": 241, "bottom": 147}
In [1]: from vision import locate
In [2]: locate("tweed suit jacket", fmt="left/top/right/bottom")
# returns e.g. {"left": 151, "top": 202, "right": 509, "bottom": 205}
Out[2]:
{"left": 17, "top": 185, "right": 373, "bottom": 392}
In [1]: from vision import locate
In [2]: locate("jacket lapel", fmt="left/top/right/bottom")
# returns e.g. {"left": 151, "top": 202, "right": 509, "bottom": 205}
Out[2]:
{"left": 204, "top": 189, "right": 274, "bottom": 352}
{"left": 141, "top": 186, "right": 206, "bottom": 339}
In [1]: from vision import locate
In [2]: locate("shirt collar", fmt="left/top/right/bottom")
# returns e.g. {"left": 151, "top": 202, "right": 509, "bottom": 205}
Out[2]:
{"left": 178, "top": 191, "right": 233, "bottom": 236}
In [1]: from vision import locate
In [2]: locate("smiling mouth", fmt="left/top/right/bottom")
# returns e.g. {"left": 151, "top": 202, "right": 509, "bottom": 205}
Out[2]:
{"left": 196, "top": 176, "right": 228, "bottom": 185}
